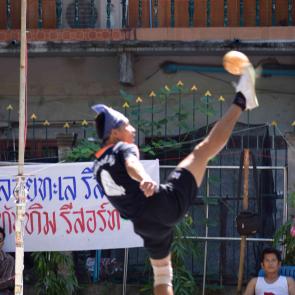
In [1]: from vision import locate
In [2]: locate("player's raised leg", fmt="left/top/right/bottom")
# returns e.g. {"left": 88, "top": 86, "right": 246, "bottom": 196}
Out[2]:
{"left": 178, "top": 64, "right": 258, "bottom": 187}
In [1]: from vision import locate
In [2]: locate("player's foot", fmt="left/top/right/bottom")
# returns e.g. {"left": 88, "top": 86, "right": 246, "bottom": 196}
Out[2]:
{"left": 235, "top": 64, "right": 258, "bottom": 110}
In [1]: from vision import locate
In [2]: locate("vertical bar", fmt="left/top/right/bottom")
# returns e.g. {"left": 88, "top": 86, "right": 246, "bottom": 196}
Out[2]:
{"left": 256, "top": 0, "right": 260, "bottom": 26}
{"left": 288, "top": 0, "right": 293, "bottom": 26}
{"left": 247, "top": 111, "right": 250, "bottom": 148}
{"left": 202, "top": 170, "right": 210, "bottom": 295}
{"left": 136, "top": 97, "right": 142, "bottom": 146}
{"left": 224, "top": 0, "right": 228, "bottom": 27}
{"left": 164, "top": 94, "right": 168, "bottom": 137}
{"left": 122, "top": 248, "right": 129, "bottom": 295}
{"left": 56, "top": 0, "right": 62, "bottom": 28}
{"left": 32, "top": 119, "right": 36, "bottom": 155}
{"left": 272, "top": 0, "right": 276, "bottom": 26}
{"left": 206, "top": 0, "right": 211, "bottom": 27}
{"left": 82, "top": 120, "right": 88, "bottom": 139}
{"left": 149, "top": 0, "right": 152, "bottom": 27}
{"left": 149, "top": 91, "right": 156, "bottom": 138}
{"left": 170, "top": 0, "right": 175, "bottom": 27}
{"left": 138, "top": 0, "right": 142, "bottom": 27}
{"left": 15, "top": 0, "right": 27, "bottom": 293}
{"left": 219, "top": 99, "right": 223, "bottom": 287}
{"left": 44, "top": 123, "right": 49, "bottom": 157}
{"left": 273, "top": 125, "right": 277, "bottom": 193}
{"left": 18, "top": 0, "right": 27, "bottom": 221}
{"left": 192, "top": 92, "right": 196, "bottom": 129}
{"left": 107, "top": 0, "right": 111, "bottom": 28}
{"left": 122, "top": 0, "right": 127, "bottom": 28}
{"left": 164, "top": 92, "right": 168, "bottom": 164}
{"left": 178, "top": 88, "right": 181, "bottom": 159}
{"left": 38, "top": 0, "right": 43, "bottom": 28}
{"left": 74, "top": 0, "right": 80, "bottom": 28}
{"left": 237, "top": 149, "right": 250, "bottom": 293}
{"left": 6, "top": 0, "right": 12, "bottom": 29}
{"left": 6, "top": 106, "right": 12, "bottom": 159}
{"left": 90, "top": 0, "right": 96, "bottom": 28}
{"left": 93, "top": 250, "right": 101, "bottom": 282}
{"left": 188, "top": 0, "right": 194, "bottom": 27}
{"left": 205, "top": 93, "right": 209, "bottom": 133}
{"left": 240, "top": 0, "right": 244, "bottom": 27}
{"left": 153, "top": 0, "right": 158, "bottom": 27}
{"left": 283, "top": 167, "right": 288, "bottom": 223}
{"left": 151, "top": 96, "right": 154, "bottom": 137}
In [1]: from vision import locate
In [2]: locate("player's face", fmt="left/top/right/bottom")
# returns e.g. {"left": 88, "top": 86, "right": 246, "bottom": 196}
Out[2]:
{"left": 261, "top": 253, "right": 281, "bottom": 275}
{"left": 114, "top": 121, "right": 136, "bottom": 143}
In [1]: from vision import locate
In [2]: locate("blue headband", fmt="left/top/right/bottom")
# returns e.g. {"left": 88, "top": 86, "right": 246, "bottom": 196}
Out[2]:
{"left": 92, "top": 104, "right": 128, "bottom": 140}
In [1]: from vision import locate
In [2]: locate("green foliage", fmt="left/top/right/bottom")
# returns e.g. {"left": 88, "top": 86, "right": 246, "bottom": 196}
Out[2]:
{"left": 172, "top": 215, "right": 200, "bottom": 294}
{"left": 273, "top": 192, "right": 295, "bottom": 265}
{"left": 32, "top": 252, "right": 78, "bottom": 295}
{"left": 66, "top": 139, "right": 99, "bottom": 162}
{"left": 289, "top": 191, "right": 295, "bottom": 208}
{"left": 120, "top": 89, "right": 134, "bottom": 102}
{"left": 141, "top": 139, "right": 179, "bottom": 156}
{"left": 273, "top": 220, "right": 295, "bottom": 265}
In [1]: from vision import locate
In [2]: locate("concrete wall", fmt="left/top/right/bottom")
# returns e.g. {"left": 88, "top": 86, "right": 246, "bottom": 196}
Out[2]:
{"left": 0, "top": 54, "right": 294, "bottom": 140}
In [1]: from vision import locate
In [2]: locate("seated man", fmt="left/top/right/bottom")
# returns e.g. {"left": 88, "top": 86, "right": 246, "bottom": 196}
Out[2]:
{"left": 0, "top": 227, "right": 14, "bottom": 295}
{"left": 244, "top": 247, "right": 295, "bottom": 295}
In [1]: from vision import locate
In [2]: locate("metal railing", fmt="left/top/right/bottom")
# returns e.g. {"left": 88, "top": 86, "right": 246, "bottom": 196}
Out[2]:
{"left": 114, "top": 164, "right": 288, "bottom": 294}
{"left": 0, "top": 0, "right": 294, "bottom": 30}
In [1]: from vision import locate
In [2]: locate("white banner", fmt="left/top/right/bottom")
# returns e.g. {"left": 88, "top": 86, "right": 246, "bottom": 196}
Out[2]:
{"left": 0, "top": 160, "right": 159, "bottom": 252}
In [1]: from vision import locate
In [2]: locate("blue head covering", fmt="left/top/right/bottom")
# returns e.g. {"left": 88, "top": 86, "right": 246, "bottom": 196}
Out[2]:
{"left": 92, "top": 104, "right": 128, "bottom": 140}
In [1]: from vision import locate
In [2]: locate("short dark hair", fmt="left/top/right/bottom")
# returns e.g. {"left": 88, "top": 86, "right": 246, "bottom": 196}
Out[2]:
{"left": 95, "top": 113, "right": 105, "bottom": 141}
{"left": 260, "top": 247, "right": 281, "bottom": 263}
{"left": 0, "top": 226, "right": 5, "bottom": 240}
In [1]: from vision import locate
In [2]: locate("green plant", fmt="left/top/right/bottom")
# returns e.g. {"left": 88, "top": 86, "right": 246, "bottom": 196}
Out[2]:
{"left": 273, "top": 192, "right": 295, "bottom": 265}
{"left": 32, "top": 252, "right": 78, "bottom": 295}
{"left": 172, "top": 214, "right": 199, "bottom": 295}
{"left": 66, "top": 139, "right": 99, "bottom": 162}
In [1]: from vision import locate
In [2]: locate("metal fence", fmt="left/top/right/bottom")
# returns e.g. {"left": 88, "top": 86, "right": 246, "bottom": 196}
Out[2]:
{"left": 88, "top": 164, "right": 287, "bottom": 294}
{"left": 0, "top": 0, "right": 294, "bottom": 30}
{"left": 0, "top": 81, "right": 290, "bottom": 292}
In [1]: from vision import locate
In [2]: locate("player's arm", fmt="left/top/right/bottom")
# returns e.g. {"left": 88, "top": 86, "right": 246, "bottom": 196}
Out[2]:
{"left": 243, "top": 278, "right": 257, "bottom": 295}
{"left": 287, "top": 277, "right": 295, "bottom": 295}
{"left": 124, "top": 151, "right": 157, "bottom": 197}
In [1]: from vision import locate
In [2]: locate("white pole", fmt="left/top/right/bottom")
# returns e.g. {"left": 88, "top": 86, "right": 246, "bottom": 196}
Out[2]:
{"left": 15, "top": 0, "right": 27, "bottom": 294}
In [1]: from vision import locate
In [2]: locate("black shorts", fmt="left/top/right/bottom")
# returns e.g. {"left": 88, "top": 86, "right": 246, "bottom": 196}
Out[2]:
{"left": 132, "top": 168, "right": 198, "bottom": 259}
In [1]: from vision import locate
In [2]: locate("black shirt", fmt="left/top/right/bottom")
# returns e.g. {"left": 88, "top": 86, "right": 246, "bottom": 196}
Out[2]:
{"left": 93, "top": 142, "right": 146, "bottom": 219}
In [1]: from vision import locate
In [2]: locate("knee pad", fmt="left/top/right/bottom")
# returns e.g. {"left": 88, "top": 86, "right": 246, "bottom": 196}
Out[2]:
{"left": 152, "top": 264, "right": 173, "bottom": 287}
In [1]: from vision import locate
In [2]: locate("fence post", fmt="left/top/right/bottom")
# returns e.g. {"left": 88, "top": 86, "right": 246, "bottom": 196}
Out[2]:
{"left": 138, "top": 0, "right": 142, "bottom": 27}
{"left": 237, "top": 149, "right": 250, "bottom": 294}
{"left": 122, "top": 0, "right": 127, "bottom": 28}
{"left": 188, "top": 0, "right": 194, "bottom": 27}
{"left": 170, "top": 0, "right": 175, "bottom": 27}
{"left": 56, "top": 133, "right": 73, "bottom": 161}
{"left": 74, "top": 0, "right": 80, "bottom": 27}
{"left": 106, "top": 0, "right": 112, "bottom": 28}
{"left": 56, "top": 0, "right": 62, "bottom": 28}
{"left": 6, "top": 0, "right": 12, "bottom": 29}
{"left": 38, "top": 0, "right": 43, "bottom": 28}
{"left": 286, "top": 132, "right": 295, "bottom": 218}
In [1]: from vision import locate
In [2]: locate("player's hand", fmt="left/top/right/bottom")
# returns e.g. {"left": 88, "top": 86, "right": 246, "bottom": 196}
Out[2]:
{"left": 140, "top": 178, "right": 157, "bottom": 197}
